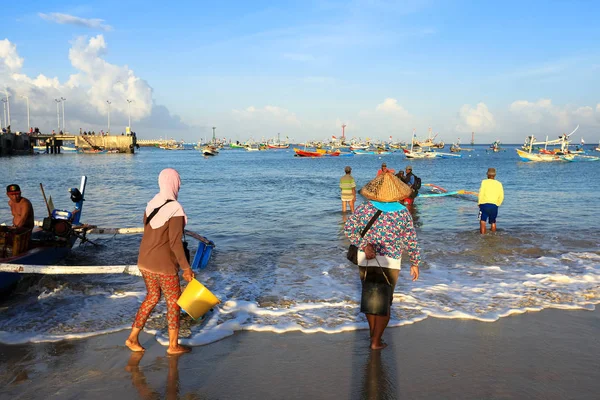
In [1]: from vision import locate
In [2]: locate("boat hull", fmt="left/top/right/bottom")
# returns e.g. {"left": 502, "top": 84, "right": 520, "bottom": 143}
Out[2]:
{"left": 0, "top": 234, "right": 78, "bottom": 293}
{"left": 516, "top": 149, "right": 561, "bottom": 162}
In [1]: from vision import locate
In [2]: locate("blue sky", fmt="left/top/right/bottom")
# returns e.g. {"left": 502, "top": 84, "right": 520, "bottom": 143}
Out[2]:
{"left": 2, "top": 0, "right": 599, "bottom": 143}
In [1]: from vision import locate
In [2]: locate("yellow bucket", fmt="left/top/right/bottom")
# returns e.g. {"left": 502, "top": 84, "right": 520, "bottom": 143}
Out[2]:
{"left": 177, "top": 279, "right": 220, "bottom": 320}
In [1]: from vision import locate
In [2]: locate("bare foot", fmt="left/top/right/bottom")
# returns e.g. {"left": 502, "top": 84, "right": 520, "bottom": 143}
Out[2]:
{"left": 370, "top": 342, "right": 388, "bottom": 350}
{"left": 167, "top": 345, "right": 192, "bottom": 355}
{"left": 125, "top": 339, "right": 145, "bottom": 352}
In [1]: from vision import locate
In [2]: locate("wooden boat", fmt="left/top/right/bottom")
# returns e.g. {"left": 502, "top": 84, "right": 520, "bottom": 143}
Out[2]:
{"left": 516, "top": 148, "right": 560, "bottom": 162}
{"left": 489, "top": 140, "right": 503, "bottom": 152}
{"left": 517, "top": 126, "right": 579, "bottom": 162}
{"left": 201, "top": 146, "right": 219, "bottom": 156}
{"left": 294, "top": 148, "right": 323, "bottom": 157}
{"left": 434, "top": 152, "right": 462, "bottom": 159}
{"left": 0, "top": 176, "right": 88, "bottom": 294}
{"left": 560, "top": 154, "right": 600, "bottom": 162}
{"left": 294, "top": 148, "right": 341, "bottom": 157}
{"left": 403, "top": 149, "right": 438, "bottom": 159}
{"left": 34, "top": 145, "right": 78, "bottom": 153}
{"left": 268, "top": 133, "right": 290, "bottom": 149}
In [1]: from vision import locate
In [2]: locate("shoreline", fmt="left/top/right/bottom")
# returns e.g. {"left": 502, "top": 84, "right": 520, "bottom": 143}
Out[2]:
{"left": 1, "top": 307, "right": 599, "bottom": 399}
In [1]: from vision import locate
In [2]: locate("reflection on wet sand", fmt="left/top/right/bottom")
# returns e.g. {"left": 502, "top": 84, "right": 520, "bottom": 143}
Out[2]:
{"left": 125, "top": 351, "right": 183, "bottom": 400}
{"left": 361, "top": 350, "right": 397, "bottom": 399}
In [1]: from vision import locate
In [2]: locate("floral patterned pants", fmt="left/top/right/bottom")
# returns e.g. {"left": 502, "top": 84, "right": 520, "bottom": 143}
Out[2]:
{"left": 133, "top": 270, "right": 181, "bottom": 331}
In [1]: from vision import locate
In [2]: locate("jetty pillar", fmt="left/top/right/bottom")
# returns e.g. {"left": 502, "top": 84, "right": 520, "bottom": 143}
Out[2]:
{"left": 75, "top": 134, "right": 137, "bottom": 153}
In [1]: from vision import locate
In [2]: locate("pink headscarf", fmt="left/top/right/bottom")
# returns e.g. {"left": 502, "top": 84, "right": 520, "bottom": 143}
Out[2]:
{"left": 145, "top": 168, "right": 188, "bottom": 229}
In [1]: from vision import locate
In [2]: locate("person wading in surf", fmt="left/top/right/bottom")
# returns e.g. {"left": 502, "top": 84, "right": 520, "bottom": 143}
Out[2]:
{"left": 126, "top": 168, "right": 195, "bottom": 355}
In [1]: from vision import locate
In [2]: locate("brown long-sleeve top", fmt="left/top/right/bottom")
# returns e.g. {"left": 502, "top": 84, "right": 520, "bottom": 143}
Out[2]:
{"left": 137, "top": 214, "right": 191, "bottom": 276}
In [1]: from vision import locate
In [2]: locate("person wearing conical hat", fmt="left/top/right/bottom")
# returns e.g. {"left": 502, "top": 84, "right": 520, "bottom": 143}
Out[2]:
{"left": 344, "top": 172, "right": 421, "bottom": 350}
{"left": 478, "top": 167, "right": 504, "bottom": 234}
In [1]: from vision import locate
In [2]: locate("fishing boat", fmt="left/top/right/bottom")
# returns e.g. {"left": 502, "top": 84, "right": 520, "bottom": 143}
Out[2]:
{"left": 595, "top": 141, "right": 600, "bottom": 152}
{"left": 403, "top": 149, "right": 438, "bottom": 159}
{"left": 33, "top": 145, "right": 78, "bottom": 153}
{"left": 294, "top": 148, "right": 323, "bottom": 157}
{"left": 488, "top": 140, "right": 503, "bottom": 152}
{"left": 412, "top": 128, "right": 444, "bottom": 149}
{"left": 434, "top": 152, "right": 462, "bottom": 159}
{"left": 267, "top": 133, "right": 290, "bottom": 149}
{"left": 402, "top": 132, "right": 438, "bottom": 159}
{"left": 560, "top": 154, "right": 600, "bottom": 162}
{"left": 201, "top": 145, "right": 219, "bottom": 156}
{"left": 517, "top": 125, "right": 579, "bottom": 162}
{"left": 294, "top": 148, "right": 341, "bottom": 157}
{"left": 0, "top": 176, "right": 88, "bottom": 293}
{"left": 450, "top": 139, "right": 473, "bottom": 153}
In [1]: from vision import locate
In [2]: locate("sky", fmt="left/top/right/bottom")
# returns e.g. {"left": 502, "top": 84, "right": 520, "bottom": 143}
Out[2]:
{"left": 1, "top": 0, "right": 599, "bottom": 144}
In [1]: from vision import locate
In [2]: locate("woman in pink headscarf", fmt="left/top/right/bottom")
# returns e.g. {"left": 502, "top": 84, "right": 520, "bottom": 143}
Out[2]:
{"left": 126, "top": 168, "right": 195, "bottom": 355}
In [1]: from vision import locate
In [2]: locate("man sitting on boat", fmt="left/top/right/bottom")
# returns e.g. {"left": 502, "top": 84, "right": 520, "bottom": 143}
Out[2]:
{"left": 6, "top": 184, "right": 34, "bottom": 231}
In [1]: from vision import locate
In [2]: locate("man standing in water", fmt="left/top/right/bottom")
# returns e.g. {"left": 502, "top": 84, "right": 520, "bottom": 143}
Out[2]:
{"left": 478, "top": 168, "right": 504, "bottom": 234}
{"left": 6, "top": 184, "right": 34, "bottom": 231}
{"left": 340, "top": 166, "right": 356, "bottom": 213}
{"left": 401, "top": 166, "right": 418, "bottom": 206}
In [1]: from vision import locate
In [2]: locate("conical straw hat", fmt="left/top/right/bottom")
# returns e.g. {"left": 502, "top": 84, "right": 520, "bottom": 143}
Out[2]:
{"left": 360, "top": 172, "right": 413, "bottom": 202}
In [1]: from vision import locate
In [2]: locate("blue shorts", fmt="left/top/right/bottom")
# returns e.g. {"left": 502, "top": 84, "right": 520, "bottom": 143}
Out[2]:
{"left": 479, "top": 204, "right": 498, "bottom": 223}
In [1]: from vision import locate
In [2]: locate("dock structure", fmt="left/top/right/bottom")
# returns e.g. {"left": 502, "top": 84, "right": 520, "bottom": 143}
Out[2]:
{"left": 0, "top": 132, "right": 138, "bottom": 155}
{"left": 0, "top": 132, "right": 32, "bottom": 156}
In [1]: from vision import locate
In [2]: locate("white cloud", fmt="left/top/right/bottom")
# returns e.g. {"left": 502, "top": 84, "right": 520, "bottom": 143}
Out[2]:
{"left": 0, "top": 36, "right": 189, "bottom": 135}
{"left": 375, "top": 98, "right": 411, "bottom": 118}
{"left": 455, "top": 102, "right": 496, "bottom": 133}
{"left": 39, "top": 12, "right": 113, "bottom": 31}
{"left": 574, "top": 106, "right": 593, "bottom": 118}
{"left": 0, "top": 39, "right": 24, "bottom": 71}
{"left": 509, "top": 98, "right": 570, "bottom": 128}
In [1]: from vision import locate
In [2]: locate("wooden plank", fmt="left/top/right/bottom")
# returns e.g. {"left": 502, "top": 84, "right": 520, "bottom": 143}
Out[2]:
{"left": 0, "top": 263, "right": 141, "bottom": 276}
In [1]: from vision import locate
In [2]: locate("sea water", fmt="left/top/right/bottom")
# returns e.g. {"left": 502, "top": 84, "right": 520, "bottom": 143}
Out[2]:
{"left": 0, "top": 145, "right": 599, "bottom": 346}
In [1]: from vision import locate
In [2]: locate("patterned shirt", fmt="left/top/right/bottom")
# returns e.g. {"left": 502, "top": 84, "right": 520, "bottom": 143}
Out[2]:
{"left": 344, "top": 201, "right": 421, "bottom": 267}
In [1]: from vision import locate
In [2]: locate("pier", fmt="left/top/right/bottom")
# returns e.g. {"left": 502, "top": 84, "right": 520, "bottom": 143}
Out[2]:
{"left": 0, "top": 132, "right": 137, "bottom": 155}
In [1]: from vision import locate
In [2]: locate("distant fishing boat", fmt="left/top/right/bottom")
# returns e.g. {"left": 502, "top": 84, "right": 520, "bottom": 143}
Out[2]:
{"left": 268, "top": 133, "right": 290, "bottom": 149}
{"left": 201, "top": 145, "right": 219, "bottom": 156}
{"left": 517, "top": 125, "right": 579, "bottom": 162}
{"left": 488, "top": 140, "right": 503, "bottom": 152}
{"left": 34, "top": 145, "right": 78, "bottom": 153}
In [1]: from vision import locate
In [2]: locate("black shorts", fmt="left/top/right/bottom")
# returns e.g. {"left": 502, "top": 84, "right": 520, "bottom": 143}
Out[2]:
{"left": 359, "top": 267, "right": 399, "bottom": 316}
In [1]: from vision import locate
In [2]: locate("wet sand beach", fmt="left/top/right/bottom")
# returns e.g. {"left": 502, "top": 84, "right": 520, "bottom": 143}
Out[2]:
{"left": 1, "top": 308, "right": 599, "bottom": 400}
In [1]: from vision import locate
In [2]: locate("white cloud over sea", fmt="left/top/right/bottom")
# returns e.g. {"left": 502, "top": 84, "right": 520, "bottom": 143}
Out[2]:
{"left": 0, "top": 35, "right": 190, "bottom": 136}
{"left": 1, "top": 34, "right": 599, "bottom": 142}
